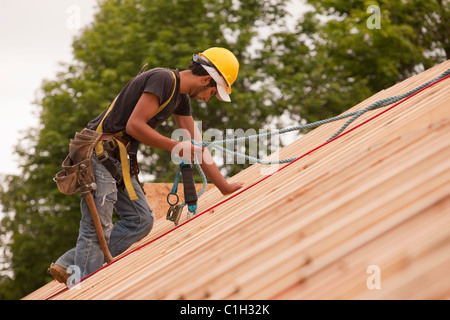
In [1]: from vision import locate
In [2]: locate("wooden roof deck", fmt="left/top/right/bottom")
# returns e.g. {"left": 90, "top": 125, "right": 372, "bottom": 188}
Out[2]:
{"left": 24, "top": 60, "right": 450, "bottom": 300}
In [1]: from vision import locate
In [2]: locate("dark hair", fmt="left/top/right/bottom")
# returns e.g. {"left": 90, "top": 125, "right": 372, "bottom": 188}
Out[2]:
{"left": 188, "top": 60, "right": 217, "bottom": 88}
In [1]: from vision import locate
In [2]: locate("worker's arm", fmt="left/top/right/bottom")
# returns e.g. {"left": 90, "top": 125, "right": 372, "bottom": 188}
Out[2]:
{"left": 126, "top": 92, "right": 198, "bottom": 161}
{"left": 174, "top": 113, "right": 244, "bottom": 196}
{"left": 126, "top": 92, "right": 177, "bottom": 150}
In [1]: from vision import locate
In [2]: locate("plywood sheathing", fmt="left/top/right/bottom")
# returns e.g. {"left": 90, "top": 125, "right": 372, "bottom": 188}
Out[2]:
{"left": 144, "top": 183, "right": 214, "bottom": 220}
{"left": 23, "top": 60, "right": 450, "bottom": 300}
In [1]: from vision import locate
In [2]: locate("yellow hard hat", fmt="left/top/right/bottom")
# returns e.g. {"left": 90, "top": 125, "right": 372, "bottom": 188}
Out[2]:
{"left": 198, "top": 47, "right": 239, "bottom": 101}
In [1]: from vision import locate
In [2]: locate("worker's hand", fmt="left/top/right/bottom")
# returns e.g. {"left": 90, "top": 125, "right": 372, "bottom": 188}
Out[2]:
{"left": 172, "top": 140, "right": 204, "bottom": 163}
{"left": 219, "top": 181, "right": 244, "bottom": 195}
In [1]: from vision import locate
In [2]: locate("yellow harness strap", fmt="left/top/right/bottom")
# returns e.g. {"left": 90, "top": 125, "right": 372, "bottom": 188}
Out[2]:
{"left": 153, "top": 71, "right": 177, "bottom": 116}
{"left": 94, "top": 70, "right": 177, "bottom": 201}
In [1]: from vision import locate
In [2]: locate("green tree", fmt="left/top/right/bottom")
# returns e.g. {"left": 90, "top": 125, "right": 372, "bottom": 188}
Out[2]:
{"left": 0, "top": 0, "right": 289, "bottom": 299}
{"left": 258, "top": 0, "right": 449, "bottom": 124}
{"left": 1, "top": 0, "right": 448, "bottom": 299}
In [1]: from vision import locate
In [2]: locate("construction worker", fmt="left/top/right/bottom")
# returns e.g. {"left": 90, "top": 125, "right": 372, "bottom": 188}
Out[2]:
{"left": 48, "top": 47, "right": 244, "bottom": 284}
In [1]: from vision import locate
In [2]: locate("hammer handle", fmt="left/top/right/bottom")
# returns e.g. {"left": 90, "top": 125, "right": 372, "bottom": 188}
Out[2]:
{"left": 83, "top": 192, "right": 114, "bottom": 263}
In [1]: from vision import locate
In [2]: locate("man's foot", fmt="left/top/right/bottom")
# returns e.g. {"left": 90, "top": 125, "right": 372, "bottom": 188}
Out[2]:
{"left": 47, "top": 264, "right": 70, "bottom": 284}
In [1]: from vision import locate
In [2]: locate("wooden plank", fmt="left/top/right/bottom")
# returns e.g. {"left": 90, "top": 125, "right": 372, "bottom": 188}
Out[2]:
{"left": 144, "top": 183, "right": 214, "bottom": 220}
{"left": 23, "top": 60, "right": 450, "bottom": 300}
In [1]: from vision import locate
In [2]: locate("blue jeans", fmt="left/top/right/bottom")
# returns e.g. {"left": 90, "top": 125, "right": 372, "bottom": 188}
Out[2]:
{"left": 54, "top": 155, "right": 154, "bottom": 278}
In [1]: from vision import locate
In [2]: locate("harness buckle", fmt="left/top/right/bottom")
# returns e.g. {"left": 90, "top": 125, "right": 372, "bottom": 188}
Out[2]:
{"left": 166, "top": 192, "right": 182, "bottom": 225}
{"left": 166, "top": 204, "right": 182, "bottom": 226}
{"left": 96, "top": 151, "right": 109, "bottom": 163}
{"left": 104, "top": 138, "right": 118, "bottom": 150}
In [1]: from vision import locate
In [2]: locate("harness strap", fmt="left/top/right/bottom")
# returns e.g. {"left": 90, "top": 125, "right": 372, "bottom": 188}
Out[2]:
{"left": 93, "top": 97, "right": 137, "bottom": 200}
{"left": 154, "top": 71, "right": 177, "bottom": 117}
{"left": 169, "top": 162, "right": 198, "bottom": 209}
{"left": 166, "top": 161, "right": 198, "bottom": 225}
{"left": 94, "top": 69, "right": 177, "bottom": 201}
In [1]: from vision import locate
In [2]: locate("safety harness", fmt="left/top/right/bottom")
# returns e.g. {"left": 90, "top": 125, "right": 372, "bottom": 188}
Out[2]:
{"left": 166, "top": 161, "right": 198, "bottom": 225}
{"left": 94, "top": 70, "right": 177, "bottom": 200}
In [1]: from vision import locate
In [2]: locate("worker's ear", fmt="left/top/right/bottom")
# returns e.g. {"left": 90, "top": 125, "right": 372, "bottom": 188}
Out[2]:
{"left": 199, "top": 75, "right": 212, "bottom": 86}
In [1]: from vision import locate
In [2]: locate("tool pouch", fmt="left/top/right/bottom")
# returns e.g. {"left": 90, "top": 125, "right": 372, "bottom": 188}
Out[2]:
{"left": 54, "top": 128, "right": 103, "bottom": 195}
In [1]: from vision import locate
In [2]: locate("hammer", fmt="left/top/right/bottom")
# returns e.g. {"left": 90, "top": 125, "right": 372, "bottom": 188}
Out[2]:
{"left": 78, "top": 164, "right": 114, "bottom": 263}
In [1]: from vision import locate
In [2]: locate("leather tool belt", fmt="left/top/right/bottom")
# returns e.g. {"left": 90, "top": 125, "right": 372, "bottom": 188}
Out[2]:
{"left": 54, "top": 128, "right": 103, "bottom": 196}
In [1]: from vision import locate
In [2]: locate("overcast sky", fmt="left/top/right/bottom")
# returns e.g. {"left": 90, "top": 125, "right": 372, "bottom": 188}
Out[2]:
{"left": 0, "top": 0, "right": 98, "bottom": 176}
